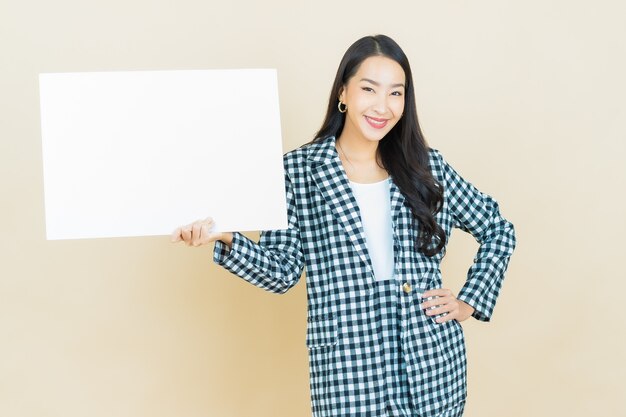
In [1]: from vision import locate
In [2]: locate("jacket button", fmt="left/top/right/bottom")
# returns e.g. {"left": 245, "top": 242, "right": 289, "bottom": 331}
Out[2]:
{"left": 402, "top": 282, "right": 412, "bottom": 293}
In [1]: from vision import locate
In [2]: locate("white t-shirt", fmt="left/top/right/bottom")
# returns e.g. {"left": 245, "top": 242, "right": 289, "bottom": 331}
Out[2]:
{"left": 349, "top": 178, "right": 395, "bottom": 281}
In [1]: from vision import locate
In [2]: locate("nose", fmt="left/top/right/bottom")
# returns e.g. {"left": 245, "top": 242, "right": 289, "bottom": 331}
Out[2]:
{"left": 372, "top": 92, "right": 389, "bottom": 115}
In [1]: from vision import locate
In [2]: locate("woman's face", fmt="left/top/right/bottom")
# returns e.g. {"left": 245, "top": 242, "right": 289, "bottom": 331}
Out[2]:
{"left": 339, "top": 55, "right": 405, "bottom": 144}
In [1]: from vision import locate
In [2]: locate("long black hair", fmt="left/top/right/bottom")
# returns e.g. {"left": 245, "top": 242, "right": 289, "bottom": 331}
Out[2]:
{"left": 311, "top": 34, "right": 446, "bottom": 257}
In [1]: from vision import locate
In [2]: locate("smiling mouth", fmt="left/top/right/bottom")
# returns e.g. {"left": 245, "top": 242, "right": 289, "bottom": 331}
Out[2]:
{"left": 365, "top": 116, "right": 388, "bottom": 129}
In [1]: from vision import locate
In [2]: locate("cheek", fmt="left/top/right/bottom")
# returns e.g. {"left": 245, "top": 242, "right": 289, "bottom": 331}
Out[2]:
{"left": 351, "top": 92, "right": 372, "bottom": 109}
{"left": 392, "top": 99, "right": 405, "bottom": 116}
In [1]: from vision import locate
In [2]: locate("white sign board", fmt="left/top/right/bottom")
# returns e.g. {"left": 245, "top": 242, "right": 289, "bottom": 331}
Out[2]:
{"left": 39, "top": 69, "right": 287, "bottom": 240}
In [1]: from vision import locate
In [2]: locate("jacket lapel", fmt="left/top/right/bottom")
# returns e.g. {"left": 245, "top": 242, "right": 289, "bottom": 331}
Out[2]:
{"left": 307, "top": 137, "right": 374, "bottom": 277}
{"left": 388, "top": 178, "right": 407, "bottom": 232}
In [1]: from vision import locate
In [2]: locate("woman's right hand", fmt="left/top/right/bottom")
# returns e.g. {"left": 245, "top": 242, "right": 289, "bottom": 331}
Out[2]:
{"left": 170, "top": 217, "right": 233, "bottom": 248}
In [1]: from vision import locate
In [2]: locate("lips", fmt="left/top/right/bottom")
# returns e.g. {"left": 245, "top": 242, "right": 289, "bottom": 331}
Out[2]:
{"left": 365, "top": 116, "right": 388, "bottom": 129}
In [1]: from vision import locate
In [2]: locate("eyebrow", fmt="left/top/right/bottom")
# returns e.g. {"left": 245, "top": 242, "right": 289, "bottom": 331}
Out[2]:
{"left": 360, "top": 78, "right": 405, "bottom": 89}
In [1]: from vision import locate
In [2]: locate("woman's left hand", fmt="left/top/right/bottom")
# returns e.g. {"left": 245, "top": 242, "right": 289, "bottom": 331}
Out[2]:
{"left": 420, "top": 288, "right": 475, "bottom": 324}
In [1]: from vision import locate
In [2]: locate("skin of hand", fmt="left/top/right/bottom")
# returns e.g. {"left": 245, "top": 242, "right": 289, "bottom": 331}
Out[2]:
{"left": 420, "top": 288, "right": 475, "bottom": 323}
{"left": 170, "top": 217, "right": 233, "bottom": 248}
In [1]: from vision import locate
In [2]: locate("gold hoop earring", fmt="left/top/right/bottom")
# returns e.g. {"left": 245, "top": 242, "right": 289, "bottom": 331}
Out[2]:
{"left": 338, "top": 101, "right": 347, "bottom": 113}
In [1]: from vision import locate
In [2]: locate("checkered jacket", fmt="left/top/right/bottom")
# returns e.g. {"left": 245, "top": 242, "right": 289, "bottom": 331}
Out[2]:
{"left": 213, "top": 135, "right": 516, "bottom": 417}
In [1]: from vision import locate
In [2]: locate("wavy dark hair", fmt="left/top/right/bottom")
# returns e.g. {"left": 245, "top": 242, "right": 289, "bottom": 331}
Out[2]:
{"left": 311, "top": 34, "right": 446, "bottom": 256}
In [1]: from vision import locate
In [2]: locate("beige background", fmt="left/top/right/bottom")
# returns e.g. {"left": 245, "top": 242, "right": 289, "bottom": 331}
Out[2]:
{"left": 1, "top": 0, "right": 625, "bottom": 416}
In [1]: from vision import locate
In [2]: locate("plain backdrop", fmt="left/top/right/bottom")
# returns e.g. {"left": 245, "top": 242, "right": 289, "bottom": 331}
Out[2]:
{"left": 1, "top": 1, "right": 625, "bottom": 416}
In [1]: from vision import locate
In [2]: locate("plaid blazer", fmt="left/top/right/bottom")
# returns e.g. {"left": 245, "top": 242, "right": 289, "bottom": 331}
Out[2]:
{"left": 214, "top": 135, "right": 516, "bottom": 417}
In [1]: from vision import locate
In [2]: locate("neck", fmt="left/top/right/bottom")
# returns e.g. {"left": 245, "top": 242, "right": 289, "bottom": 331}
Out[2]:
{"left": 336, "top": 131, "right": 388, "bottom": 184}
{"left": 336, "top": 132, "right": 379, "bottom": 163}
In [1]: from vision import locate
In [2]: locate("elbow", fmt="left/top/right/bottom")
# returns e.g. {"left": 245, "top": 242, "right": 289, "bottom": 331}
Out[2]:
{"left": 259, "top": 265, "right": 303, "bottom": 294}
{"left": 493, "top": 215, "right": 517, "bottom": 254}
{"left": 266, "top": 275, "right": 301, "bottom": 295}
{"left": 475, "top": 217, "right": 516, "bottom": 260}
{"left": 275, "top": 284, "right": 293, "bottom": 295}
{"left": 505, "top": 220, "right": 517, "bottom": 253}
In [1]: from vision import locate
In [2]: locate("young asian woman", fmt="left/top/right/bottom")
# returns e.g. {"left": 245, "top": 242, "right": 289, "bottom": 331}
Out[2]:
{"left": 172, "top": 34, "right": 516, "bottom": 417}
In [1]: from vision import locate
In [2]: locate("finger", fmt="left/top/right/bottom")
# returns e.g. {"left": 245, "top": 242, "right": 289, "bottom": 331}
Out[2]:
{"left": 181, "top": 227, "right": 192, "bottom": 244}
{"left": 425, "top": 303, "right": 455, "bottom": 316}
{"left": 421, "top": 294, "right": 455, "bottom": 309}
{"left": 434, "top": 313, "right": 454, "bottom": 324}
{"left": 422, "top": 288, "right": 452, "bottom": 298}
{"left": 199, "top": 223, "right": 212, "bottom": 244}
{"left": 191, "top": 222, "right": 203, "bottom": 246}
{"left": 170, "top": 228, "right": 182, "bottom": 242}
{"left": 201, "top": 219, "right": 220, "bottom": 244}
{"left": 202, "top": 218, "right": 215, "bottom": 235}
{"left": 423, "top": 295, "right": 455, "bottom": 311}
{"left": 430, "top": 304, "right": 458, "bottom": 323}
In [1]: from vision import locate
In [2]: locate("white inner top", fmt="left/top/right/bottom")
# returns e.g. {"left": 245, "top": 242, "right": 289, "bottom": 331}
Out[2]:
{"left": 349, "top": 178, "right": 395, "bottom": 281}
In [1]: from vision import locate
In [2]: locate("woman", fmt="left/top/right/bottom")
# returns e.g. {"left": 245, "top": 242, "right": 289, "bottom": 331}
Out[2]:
{"left": 172, "top": 34, "right": 516, "bottom": 417}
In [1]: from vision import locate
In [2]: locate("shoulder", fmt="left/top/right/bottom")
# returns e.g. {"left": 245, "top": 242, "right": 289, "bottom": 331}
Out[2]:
{"left": 283, "top": 144, "right": 307, "bottom": 169}
{"left": 282, "top": 142, "right": 310, "bottom": 174}
{"left": 282, "top": 136, "right": 334, "bottom": 174}
{"left": 427, "top": 147, "right": 447, "bottom": 182}
{"left": 427, "top": 147, "right": 443, "bottom": 162}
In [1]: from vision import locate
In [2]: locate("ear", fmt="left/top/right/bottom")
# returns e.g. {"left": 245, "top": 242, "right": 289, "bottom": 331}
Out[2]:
{"left": 338, "top": 86, "right": 345, "bottom": 103}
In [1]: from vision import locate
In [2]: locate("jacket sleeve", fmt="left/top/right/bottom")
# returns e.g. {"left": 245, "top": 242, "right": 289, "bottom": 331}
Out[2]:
{"left": 212, "top": 171, "right": 305, "bottom": 294}
{"left": 437, "top": 151, "right": 517, "bottom": 322}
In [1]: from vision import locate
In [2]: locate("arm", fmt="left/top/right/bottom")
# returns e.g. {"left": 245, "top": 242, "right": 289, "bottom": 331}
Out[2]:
{"left": 439, "top": 151, "right": 517, "bottom": 322}
{"left": 212, "top": 172, "right": 305, "bottom": 294}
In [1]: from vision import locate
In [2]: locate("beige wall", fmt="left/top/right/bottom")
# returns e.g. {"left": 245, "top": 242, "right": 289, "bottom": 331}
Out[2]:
{"left": 1, "top": 0, "right": 625, "bottom": 416}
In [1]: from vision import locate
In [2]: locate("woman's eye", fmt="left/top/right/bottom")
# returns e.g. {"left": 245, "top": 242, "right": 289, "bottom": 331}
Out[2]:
{"left": 391, "top": 91, "right": 403, "bottom": 96}
{"left": 361, "top": 87, "right": 374, "bottom": 92}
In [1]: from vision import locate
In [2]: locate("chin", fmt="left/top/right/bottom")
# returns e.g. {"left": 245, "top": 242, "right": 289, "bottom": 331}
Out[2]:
{"left": 361, "top": 128, "right": 392, "bottom": 143}
{"left": 359, "top": 123, "right": 398, "bottom": 142}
